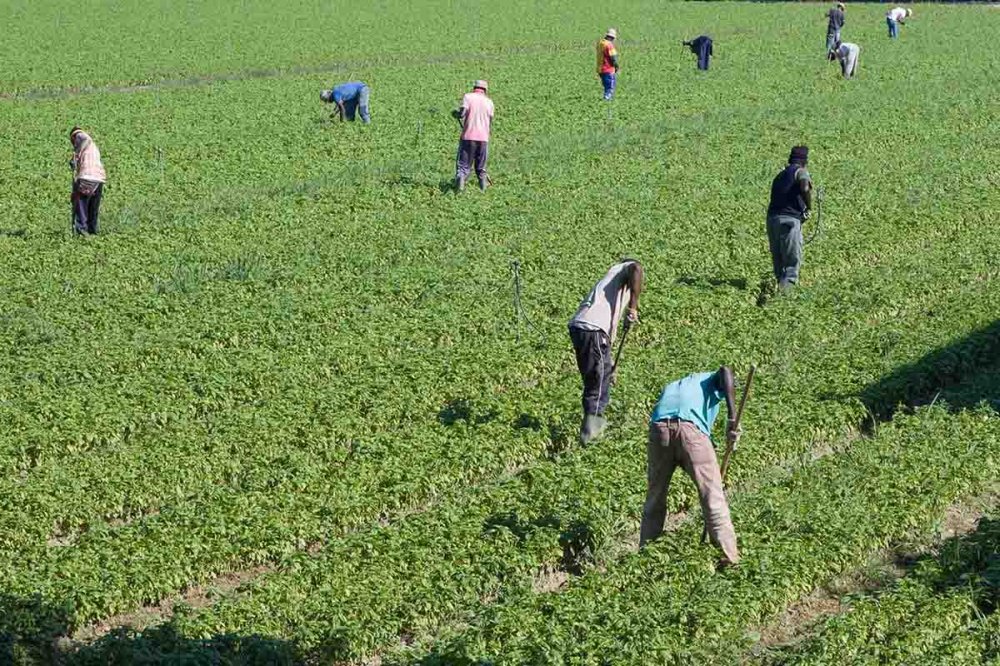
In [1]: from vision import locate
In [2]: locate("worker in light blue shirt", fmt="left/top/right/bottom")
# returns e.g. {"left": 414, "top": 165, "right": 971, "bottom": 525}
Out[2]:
{"left": 641, "top": 367, "right": 741, "bottom": 566}
{"left": 320, "top": 81, "right": 370, "bottom": 123}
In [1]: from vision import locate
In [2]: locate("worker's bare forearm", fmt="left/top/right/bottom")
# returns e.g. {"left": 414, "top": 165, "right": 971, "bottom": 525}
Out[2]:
{"left": 628, "top": 263, "right": 644, "bottom": 312}
{"left": 719, "top": 366, "right": 736, "bottom": 419}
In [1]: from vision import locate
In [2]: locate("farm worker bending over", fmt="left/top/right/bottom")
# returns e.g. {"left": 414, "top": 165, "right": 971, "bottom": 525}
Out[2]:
{"left": 825, "top": 3, "right": 846, "bottom": 52}
{"left": 69, "top": 127, "right": 106, "bottom": 236}
{"left": 640, "top": 367, "right": 741, "bottom": 566}
{"left": 683, "top": 35, "right": 713, "bottom": 71}
{"left": 766, "top": 145, "right": 813, "bottom": 291}
{"left": 596, "top": 28, "right": 619, "bottom": 100}
{"left": 320, "top": 81, "right": 370, "bottom": 123}
{"left": 452, "top": 79, "right": 494, "bottom": 192}
{"left": 829, "top": 41, "right": 861, "bottom": 79}
{"left": 568, "top": 259, "right": 643, "bottom": 444}
{"left": 886, "top": 7, "right": 911, "bottom": 39}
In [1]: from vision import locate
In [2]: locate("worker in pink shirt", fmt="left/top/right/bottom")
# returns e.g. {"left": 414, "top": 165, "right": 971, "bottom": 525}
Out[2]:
{"left": 451, "top": 80, "right": 494, "bottom": 191}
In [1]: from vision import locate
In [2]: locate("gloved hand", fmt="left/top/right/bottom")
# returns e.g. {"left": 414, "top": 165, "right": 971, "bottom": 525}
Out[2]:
{"left": 626, "top": 308, "right": 639, "bottom": 325}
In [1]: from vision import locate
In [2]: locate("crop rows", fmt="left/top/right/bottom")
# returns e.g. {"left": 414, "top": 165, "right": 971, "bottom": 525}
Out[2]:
{"left": 758, "top": 507, "right": 1000, "bottom": 665}
{"left": 2, "top": 2, "right": 999, "bottom": 663}
{"left": 2, "top": 202, "right": 996, "bottom": 644}
{"left": 387, "top": 406, "right": 1000, "bottom": 664}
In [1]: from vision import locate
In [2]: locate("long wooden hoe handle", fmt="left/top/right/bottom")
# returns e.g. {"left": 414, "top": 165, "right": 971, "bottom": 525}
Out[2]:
{"left": 700, "top": 364, "right": 756, "bottom": 545}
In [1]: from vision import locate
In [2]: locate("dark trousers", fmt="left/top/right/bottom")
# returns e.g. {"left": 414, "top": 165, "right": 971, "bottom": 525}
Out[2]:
{"left": 72, "top": 182, "right": 103, "bottom": 235}
{"left": 696, "top": 40, "right": 712, "bottom": 70}
{"left": 766, "top": 214, "right": 803, "bottom": 285}
{"left": 569, "top": 326, "right": 612, "bottom": 416}
{"left": 455, "top": 139, "right": 489, "bottom": 184}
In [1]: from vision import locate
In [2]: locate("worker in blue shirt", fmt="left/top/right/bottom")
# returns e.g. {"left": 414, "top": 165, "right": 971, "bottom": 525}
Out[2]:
{"left": 640, "top": 366, "right": 741, "bottom": 566}
{"left": 320, "top": 81, "right": 371, "bottom": 123}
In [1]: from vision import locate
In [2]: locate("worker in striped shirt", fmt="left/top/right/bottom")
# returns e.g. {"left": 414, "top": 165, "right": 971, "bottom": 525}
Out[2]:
{"left": 596, "top": 28, "right": 619, "bottom": 100}
{"left": 69, "top": 127, "right": 106, "bottom": 235}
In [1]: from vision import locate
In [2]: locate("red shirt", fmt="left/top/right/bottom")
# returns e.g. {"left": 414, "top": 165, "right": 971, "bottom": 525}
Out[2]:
{"left": 597, "top": 38, "right": 617, "bottom": 74}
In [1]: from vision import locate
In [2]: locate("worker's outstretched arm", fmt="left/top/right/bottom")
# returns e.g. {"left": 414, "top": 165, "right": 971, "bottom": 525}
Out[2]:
{"left": 336, "top": 101, "right": 346, "bottom": 121}
{"left": 718, "top": 366, "right": 739, "bottom": 443}
{"left": 796, "top": 169, "right": 814, "bottom": 214}
{"left": 627, "top": 262, "right": 643, "bottom": 322}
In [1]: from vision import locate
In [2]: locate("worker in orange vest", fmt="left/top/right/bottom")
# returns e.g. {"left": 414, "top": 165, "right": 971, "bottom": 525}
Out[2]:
{"left": 596, "top": 28, "right": 619, "bottom": 100}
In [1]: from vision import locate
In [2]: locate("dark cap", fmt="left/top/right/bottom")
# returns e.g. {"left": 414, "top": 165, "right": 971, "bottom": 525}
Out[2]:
{"left": 789, "top": 145, "right": 809, "bottom": 164}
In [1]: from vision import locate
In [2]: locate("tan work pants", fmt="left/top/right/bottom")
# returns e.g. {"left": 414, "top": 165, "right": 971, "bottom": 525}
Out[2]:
{"left": 640, "top": 419, "right": 740, "bottom": 564}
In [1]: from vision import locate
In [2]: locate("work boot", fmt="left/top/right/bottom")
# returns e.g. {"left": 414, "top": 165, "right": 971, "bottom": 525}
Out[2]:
{"left": 580, "top": 414, "right": 608, "bottom": 445}
{"left": 478, "top": 177, "right": 488, "bottom": 192}
{"left": 456, "top": 176, "right": 466, "bottom": 192}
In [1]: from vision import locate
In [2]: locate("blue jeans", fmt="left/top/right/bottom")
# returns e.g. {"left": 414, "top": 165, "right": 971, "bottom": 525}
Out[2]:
{"left": 344, "top": 85, "right": 371, "bottom": 123}
{"left": 600, "top": 72, "right": 616, "bottom": 100}
{"left": 887, "top": 17, "right": 899, "bottom": 39}
{"left": 826, "top": 30, "right": 840, "bottom": 52}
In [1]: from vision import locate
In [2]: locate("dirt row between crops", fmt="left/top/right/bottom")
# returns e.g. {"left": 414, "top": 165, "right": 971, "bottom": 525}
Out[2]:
{"left": 744, "top": 484, "right": 1000, "bottom": 661}
{"left": 0, "top": 39, "right": 654, "bottom": 102}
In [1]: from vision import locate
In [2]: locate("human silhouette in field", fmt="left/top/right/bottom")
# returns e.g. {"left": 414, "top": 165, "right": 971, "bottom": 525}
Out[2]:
{"left": 568, "top": 259, "right": 643, "bottom": 444}
{"left": 69, "top": 127, "right": 106, "bottom": 235}
{"left": 641, "top": 367, "right": 742, "bottom": 567}
{"left": 451, "top": 80, "right": 494, "bottom": 192}
{"left": 766, "top": 146, "right": 814, "bottom": 291}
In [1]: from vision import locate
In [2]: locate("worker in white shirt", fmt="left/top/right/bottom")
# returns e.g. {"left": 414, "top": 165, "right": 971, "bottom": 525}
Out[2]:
{"left": 886, "top": 7, "right": 911, "bottom": 39}
{"left": 829, "top": 41, "right": 861, "bottom": 79}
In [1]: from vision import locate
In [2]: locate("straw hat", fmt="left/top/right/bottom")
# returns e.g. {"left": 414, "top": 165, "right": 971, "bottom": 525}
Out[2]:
{"left": 473, "top": 79, "right": 488, "bottom": 92}
{"left": 606, "top": 28, "right": 617, "bottom": 39}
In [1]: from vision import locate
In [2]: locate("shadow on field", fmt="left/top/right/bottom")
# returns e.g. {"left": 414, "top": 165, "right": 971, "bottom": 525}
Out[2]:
{"left": 675, "top": 275, "right": 749, "bottom": 291}
{"left": 438, "top": 398, "right": 499, "bottom": 426}
{"left": 890, "top": 514, "right": 1000, "bottom": 611}
{"left": 0, "top": 592, "right": 305, "bottom": 665}
{"left": 859, "top": 320, "right": 1000, "bottom": 421}
{"left": 483, "top": 512, "right": 597, "bottom": 576}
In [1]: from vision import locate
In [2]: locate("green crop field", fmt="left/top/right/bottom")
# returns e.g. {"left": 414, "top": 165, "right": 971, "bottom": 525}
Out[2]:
{"left": 1, "top": 0, "right": 999, "bottom": 663}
